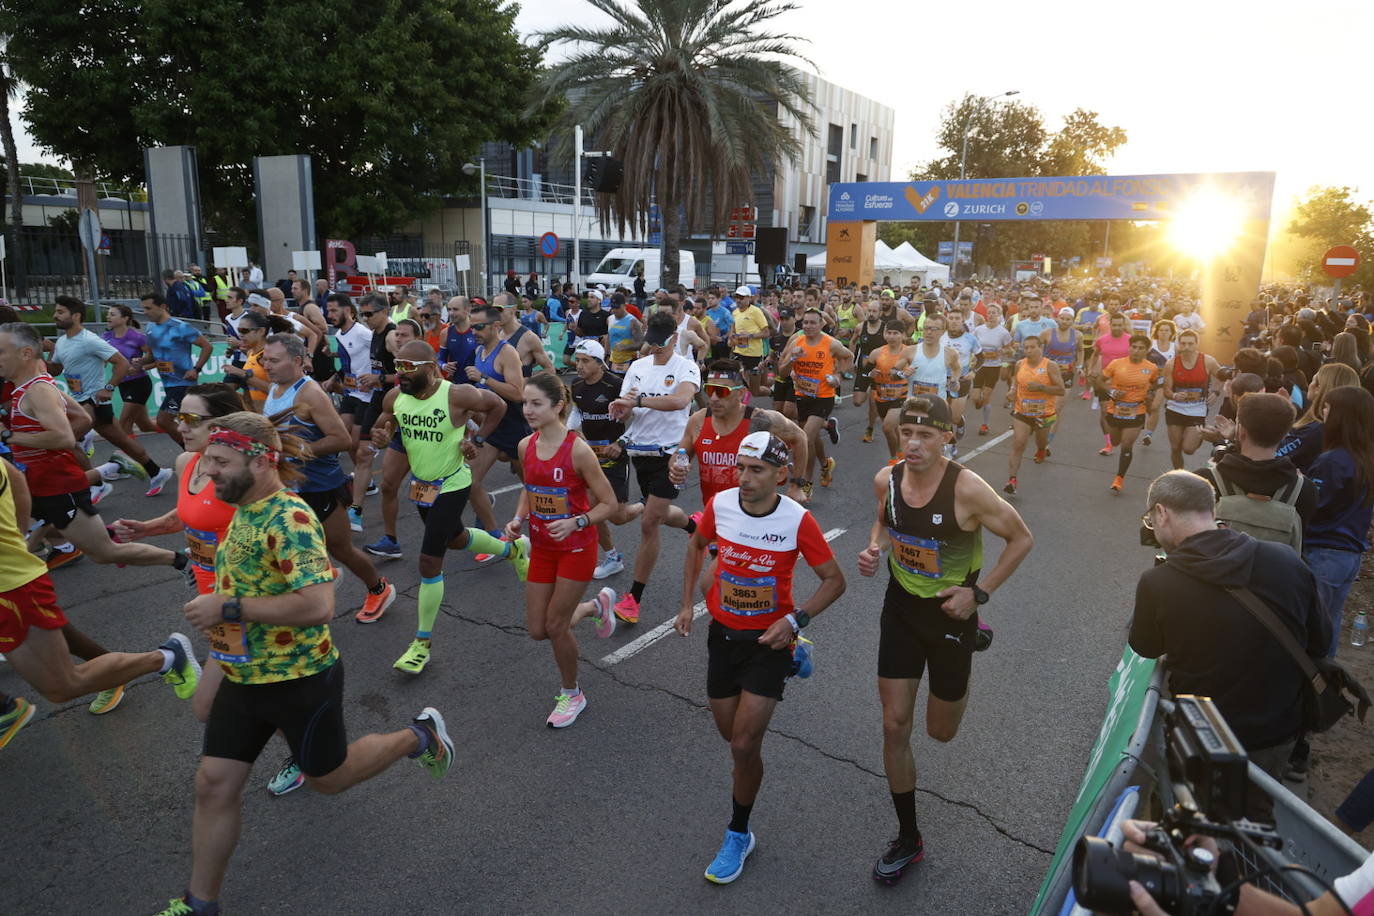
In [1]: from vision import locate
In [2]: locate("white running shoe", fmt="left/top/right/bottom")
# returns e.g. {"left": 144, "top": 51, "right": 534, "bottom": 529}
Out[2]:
{"left": 593, "top": 553, "right": 625, "bottom": 579}
{"left": 90, "top": 482, "right": 114, "bottom": 505}
{"left": 146, "top": 467, "right": 174, "bottom": 497}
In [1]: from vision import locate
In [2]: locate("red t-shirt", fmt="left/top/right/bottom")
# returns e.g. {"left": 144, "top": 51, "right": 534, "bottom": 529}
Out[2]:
{"left": 699, "top": 489, "right": 832, "bottom": 630}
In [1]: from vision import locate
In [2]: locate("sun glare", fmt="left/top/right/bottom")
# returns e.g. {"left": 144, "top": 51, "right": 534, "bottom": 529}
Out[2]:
{"left": 1166, "top": 189, "right": 1249, "bottom": 261}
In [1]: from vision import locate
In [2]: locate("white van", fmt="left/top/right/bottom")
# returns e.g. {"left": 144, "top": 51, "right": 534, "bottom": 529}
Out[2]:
{"left": 587, "top": 248, "right": 695, "bottom": 290}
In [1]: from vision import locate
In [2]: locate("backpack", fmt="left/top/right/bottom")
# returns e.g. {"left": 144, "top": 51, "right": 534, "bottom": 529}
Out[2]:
{"left": 1205, "top": 460, "right": 1304, "bottom": 552}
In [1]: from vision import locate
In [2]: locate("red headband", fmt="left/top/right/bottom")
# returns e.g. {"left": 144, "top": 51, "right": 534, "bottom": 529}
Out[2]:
{"left": 209, "top": 427, "right": 278, "bottom": 464}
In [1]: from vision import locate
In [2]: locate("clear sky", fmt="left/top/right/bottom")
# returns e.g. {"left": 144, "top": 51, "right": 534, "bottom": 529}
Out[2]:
{"left": 12, "top": 0, "right": 1372, "bottom": 213}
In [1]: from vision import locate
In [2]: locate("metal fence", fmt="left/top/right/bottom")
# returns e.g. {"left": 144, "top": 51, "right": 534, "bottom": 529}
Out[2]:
{"left": 5, "top": 227, "right": 227, "bottom": 302}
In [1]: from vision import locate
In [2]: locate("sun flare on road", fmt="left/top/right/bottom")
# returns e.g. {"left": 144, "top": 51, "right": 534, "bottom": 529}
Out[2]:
{"left": 1167, "top": 188, "right": 1249, "bottom": 260}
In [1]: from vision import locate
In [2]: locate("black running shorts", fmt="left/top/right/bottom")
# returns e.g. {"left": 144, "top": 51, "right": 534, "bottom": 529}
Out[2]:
{"left": 796, "top": 395, "right": 835, "bottom": 424}
{"left": 631, "top": 454, "right": 679, "bottom": 501}
{"left": 416, "top": 486, "right": 471, "bottom": 558}
{"left": 204, "top": 659, "right": 348, "bottom": 778}
{"left": 1164, "top": 408, "right": 1205, "bottom": 428}
{"left": 973, "top": 365, "right": 1002, "bottom": 389}
{"left": 877, "top": 577, "right": 978, "bottom": 702}
{"left": 706, "top": 619, "right": 792, "bottom": 701}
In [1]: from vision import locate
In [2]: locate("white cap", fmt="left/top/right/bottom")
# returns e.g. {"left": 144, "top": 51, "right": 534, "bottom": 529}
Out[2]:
{"left": 587, "top": 289, "right": 604, "bottom": 301}
{"left": 735, "top": 285, "right": 753, "bottom": 297}
{"left": 1058, "top": 306, "right": 1075, "bottom": 318}
{"left": 574, "top": 340, "right": 608, "bottom": 364}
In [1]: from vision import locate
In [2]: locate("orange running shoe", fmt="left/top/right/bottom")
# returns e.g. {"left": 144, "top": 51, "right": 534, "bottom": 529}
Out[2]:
{"left": 1110, "top": 475, "right": 1124, "bottom": 493}
{"left": 356, "top": 578, "right": 396, "bottom": 623}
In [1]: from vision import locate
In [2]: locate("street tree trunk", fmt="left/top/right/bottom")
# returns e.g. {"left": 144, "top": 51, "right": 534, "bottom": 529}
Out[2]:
{"left": 0, "top": 65, "right": 26, "bottom": 298}
{"left": 660, "top": 179, "right": 679, "bottom": 292}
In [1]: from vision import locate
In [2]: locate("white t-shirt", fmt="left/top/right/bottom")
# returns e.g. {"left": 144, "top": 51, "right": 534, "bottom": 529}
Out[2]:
{"left": 974, "top": 323, "right": 1013, "bottom": 367}
{"left": 333, "top": 321, "right": 374, "bottom": 400}
{"left": 619, "top": 352, "right": 701, "bottom": 450}
{"left": 1173, "top": 312, "right": 1205, "bottom": 332}
{"left": 940, "top": 331, "right": 978, "bottom": 377}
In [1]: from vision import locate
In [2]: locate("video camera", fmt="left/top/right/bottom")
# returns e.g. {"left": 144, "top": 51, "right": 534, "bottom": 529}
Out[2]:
{"left": 1072, "top": 696, "right": 1283, "bottom": 915}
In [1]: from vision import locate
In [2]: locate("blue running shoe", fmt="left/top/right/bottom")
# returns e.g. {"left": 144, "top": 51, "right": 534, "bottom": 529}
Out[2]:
{"left": 347, "top": 506, "right": 363, "bottom": 533}
{"left": 364, "top": 534, "right": 403, "bottom": 560}
{"left": 704, "top": 828, "right": 756, "bottom": 884}
{"left": 791, "top": 635, "right": 814, "bottom": 679}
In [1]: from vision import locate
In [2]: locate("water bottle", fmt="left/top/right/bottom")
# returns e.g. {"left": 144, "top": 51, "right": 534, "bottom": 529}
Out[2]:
{"left": 672, "top": 447, "right": 690, "bottom": 491}
{"left": 1352, "top": 612, "right": 1368, "bottom": 648}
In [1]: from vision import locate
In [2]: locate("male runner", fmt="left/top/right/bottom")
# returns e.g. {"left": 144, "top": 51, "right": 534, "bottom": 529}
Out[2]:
{"left": 970, "top": 305, "right": 1012, "bottom": 435}
{"left": 775, "top": 308, "right": 852, "bottom": 491}
{"left": 939, "top": 305, "right": 979, "bottom": 438}
{"left": 605, "top": 293, "right": 645, "bottom": 372}
{"left": 495, "top": 292, "right": 556, "bottom": 376}
{"left": 1089, "top": 312, "right": 1133, "bottom": 455}
{"left": 1161, "top": 328, "right": 1221, "bottom": 470}
{"left": 766, "top": 307, "right": 800, "bottom": 422}
{"left": 728, "top": 287, "right": 771, "bottom": 397}
{"left": 1045, "top": 307, "right": 1080, "bottom": 419}
{"left": 156, "top": 412, "right": 454, "bottom": 916}
{"left": 848, "top": 301, "right": 888, "bottom": 443}
{"left": 1099, "top": 334, "right": 1162, "bottom": 492}
{"left": 368, "top": 340, "right": 528, "bottom": 674}
{"left": 857, "top": 396, "right": 1033, "bottom": 884}
{"left": 674, "top": 431, "right": 845, "bottom": 884}
{"left": 0, "top": 321, "right": 192, "bottom": 572}
{"left": 883, "top": 314, "right": 959, "bottom": 454}
{"left": 345, "top": 293, "right": 399, "bottom": 530}
{"left": 863, "top": 321, "right": 915, "bottom": 459}
{"left": 568, "top": 340, "right": 643, "bottom": 579}
{"left": 49, "top": 296, "right": 173, "bottom": 495}
{"left": 291, "top": 278, "right": 334, "bottom": 381}
{"left": 607, "top": 311, "right": 701, "bottom": 623}
{"left": 259, "top": 334, "right": 396, "bottom": 620}
{"left": 140, "top": 291, "right": 213, "bottom": 445}
{"left": 467, "top": 303, "right": 533, "bottom": 536}
{"left": 1004, "top": 334, "right": 1065, "bottom": 494}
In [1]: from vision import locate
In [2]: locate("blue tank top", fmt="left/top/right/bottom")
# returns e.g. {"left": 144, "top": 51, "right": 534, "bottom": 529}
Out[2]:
{"left": 475, "top": 340, "right": 531, "bottom": 442}
{"left": 262, "top": 377, "right": 346, "bottom": 492}
{"left": 519, "top": 311, "right": 543, "bottom": 338}
{"left": 607, "top": 313, "right": 637, "bottom": 365}
{"left": 1046, "top": 326, "right": 1078, "bottom": 367}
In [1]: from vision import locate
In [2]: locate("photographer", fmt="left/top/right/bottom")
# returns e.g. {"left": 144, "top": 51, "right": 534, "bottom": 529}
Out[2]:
{"left": 1113, "top": 818, "right": 1372, "bottom": 915}
{"left": 1130, "top": 471, "right": 1331, "bottom": 779}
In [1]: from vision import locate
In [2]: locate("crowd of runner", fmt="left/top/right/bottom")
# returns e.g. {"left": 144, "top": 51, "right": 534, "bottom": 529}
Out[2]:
{"left": 2, "top": 269, "right": 1372, "bottom": 911}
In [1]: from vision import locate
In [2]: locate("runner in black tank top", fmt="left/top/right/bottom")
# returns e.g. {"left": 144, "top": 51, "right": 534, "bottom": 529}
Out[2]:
{"left": 851, "top": 306, "right": 890, "bottom": 441}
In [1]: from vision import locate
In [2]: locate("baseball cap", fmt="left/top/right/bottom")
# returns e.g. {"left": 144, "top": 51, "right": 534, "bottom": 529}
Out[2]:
{"left": 610, "top": 292, "right": 627, "bottom": 307}
{"left": 734, "top": 285, "right": 753, "bottom": 297}
{"left": 1058, "top": 307, "right": 1075, "bottom": 318}
{"left": 643, "top": 311, "right": 678, "bottom": 347}
{"left": 738, "top": 431, "right": 791, "bottom": 467}
{"left": 897, "top": 395, "right": 955, "bottom": 433}
{"left": 778, "top": 306, "right": 795, "bottom": 319}
{"left": 573, "top": 340, "right": 608, "bottom": 365}
{"left": 880, "top": 289, "right": 895, "bottom": 299}
{"left": 587, "top": 289, "right": 604, "bottom": 301}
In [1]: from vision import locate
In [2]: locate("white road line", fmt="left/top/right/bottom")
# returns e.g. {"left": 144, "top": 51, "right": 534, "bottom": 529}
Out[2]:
{"left": 599, "top": 526, "right": 847, "bottom": 666}
{"left": 487, "top": 482, "right": 524, "bottom": 497}
{"left": 957, "top": 428, "right": 1013, "bottom": 462}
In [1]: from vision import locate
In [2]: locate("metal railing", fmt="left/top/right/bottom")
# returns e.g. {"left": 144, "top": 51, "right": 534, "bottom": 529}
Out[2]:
{"left": 486, "top": 174, "right": 597, "bottom": 207}
{"left": 15, "top": 175, "right": 146, "bottom": 200}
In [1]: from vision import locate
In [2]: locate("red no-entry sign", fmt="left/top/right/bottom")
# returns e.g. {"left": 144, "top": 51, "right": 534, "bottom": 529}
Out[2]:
{"left": 1322, "top": 245, "right": 1361, "bottom": 279}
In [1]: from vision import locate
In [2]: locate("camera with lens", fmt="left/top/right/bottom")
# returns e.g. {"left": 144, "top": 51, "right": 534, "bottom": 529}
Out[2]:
{"left": 1072, "top": 696, "right": 1282, "bottom": 915}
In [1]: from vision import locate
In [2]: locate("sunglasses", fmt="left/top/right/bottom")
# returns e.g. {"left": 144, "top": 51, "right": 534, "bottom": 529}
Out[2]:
{"left": 470, "top": 322, "right": 493, "bottom": 331}
{"left": 705, "top": 384, "right": 744, "bottom": 398}
{"left": 176, "top": 412, "right": 207, "bottom": 426}
{"left": 395, "top": 359, "right": 434, "bottom": 373}
{"left": 360, "top": 311, "right": 377, "bottom": 318}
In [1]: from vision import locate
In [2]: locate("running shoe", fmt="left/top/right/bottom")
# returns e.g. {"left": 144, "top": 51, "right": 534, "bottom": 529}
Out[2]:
{"left": 801, "top": 481, "right": 814, "bottom": 499}
{"left": 267, "top": 754, "right": 304, "bottom": 796}
{"left": 614, "top": 592, "right": 641, "bottom": 625}
{"left": 547, "top": 691, "right": 588, "bottom": 728}
{"left": 704, "top": 828, "right": 756, "bottom": 884}
{"left": 0, "top": 695, "right": 35, "bottom": 749}
{"left": 413, "top": 706, "right": 455, "bottom": 780}
{"left": 160, "top": 633, "right": 201, "bottom": 700}
{"left": 80, "top": 430, "right": 95, "bottom": 458}
{"left": 364, "top": 534, "right": 403, "bottom": 560}
{"left": 1142, "top": 433, "right": 1152, "bottom": 447}
{"left": 593, "top": 553, "right": 624, "bottom": 579}
{"left": 88, "top": 685, "right": 125, "bottom": 715}
{"left": 873, "top": 833, "right": 924, "bottom": 883}
{"left": 90, "top": 482, "right": 114, "bottom": 505}
{"left": 825, "top": 416, "right": 840, "bottom": 444}
{"left": 956, "top": 420, "right": 966, "bottom": 440}
{"left": 589, "top": 587, "right": 617, "bottom": 639}
{"left": 112, "top": 451, "right": 150, "bottom": 481}
{"left": 862, "top": 427, "right": 873, "bottom": 443}
{"left": 1091, "top": 397, "right": 1100, "bottom": 411}
{"left": 1080, "top": 389, "right": 1092, "bottom": 400}
{"left": 346, "top": 506, "right": 363, "bottom": 533}
{"left": 1110, "top": 475, "right": 1124, "bottom": 493}
{"left": 145, "top": 467, "right": 174, "bottom": 497}
{"left": 152, "top": 897, "right": 197, "bottom": 916}
{"left": 365, "top": 481, "right": 380, "bottom": 496}
{"left": 508, "top": 535, "right": 530, "bottom": 582}
{"left": 820, "top": 457, "right": 836, "bottom": 487}
{"left": 690, "top": 510, "right": 703, "bottom": 531}
{"left": 356, "top": 578, "right": 396, "bottom": 624}
{"left": 474, "top": 530, "right": 507, "bottom": 564}
{"left": 978, "top": 424, "right": 989, "bottom": 436}
{"left": 1098, "top": 445, "right": 1113, "bottom": 456}
{"left": 45, "top": 545, "right": 84, "bottom": 570}
{"left": 394, "top": 639, "right": 432, "bottom": 674}
{"left": 1003, "top": 477, "right": 1016, "bottom": 495}
{"left": 1033, "top": 449, "right": 1047, "bottom": 464}
{"left": 975, "top": 620, "right": 994, "bottom": 652}
{"left": 791, "top": 635, "right": 814, "bottom": 679}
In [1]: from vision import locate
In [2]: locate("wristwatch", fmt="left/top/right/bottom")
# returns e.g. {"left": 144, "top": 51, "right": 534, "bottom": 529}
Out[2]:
{"left": 471, "top": 434, "right": 487, "bottom": 447}
{"left": 221, "top": 597, "right": 243, "bottom": 622}
{"left": 794, "top": 608, "right": 812, "bottom": 629}
{"left": 0, "top": 428, "right": 10, "bottom": 443}
{"left": 103, "top": 383, "right": 115, "bottom": 391}
{"left": 575, "top": 514, "right": 590, "bottom": 529}
{"left": 971, "top": 584, "right": 990, "bottom": 605}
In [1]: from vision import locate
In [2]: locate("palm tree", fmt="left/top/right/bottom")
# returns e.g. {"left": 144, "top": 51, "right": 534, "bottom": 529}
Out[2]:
{"left": 532, "top": 0, "right": 815, "bottom": 291}
{"left": 0, "top": 37, "right": 23, "bottom": 298}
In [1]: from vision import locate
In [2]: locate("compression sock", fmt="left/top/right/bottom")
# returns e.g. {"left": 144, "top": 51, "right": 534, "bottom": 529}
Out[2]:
{"left": 464, "top": 527, "right": 511, "bottom": 558}
{"left": 630, "top": 581, "right": 646, "bottom": 602}
{"left": 891, "top": 789, "right": 919, "bottom": 840}
{"left": 730, "top": 797, "right": 753, "bottom": 834}
{"left": 981, "top": 403, "right": 990, "bottom": 425}
{"left": 417, "top": 575, "right": 443, "bottom": 639}
{"left": 406, "top": 724, "right": 432, "bottom": 758}
{"left": 141, "top": 458, "right": 161, "bottom": 477}
{"left": 1104, "top": 433, "right": 1112, "bottom": 448}
{"left": 1117, "top": 447, "right": 1134, "bottom": 477}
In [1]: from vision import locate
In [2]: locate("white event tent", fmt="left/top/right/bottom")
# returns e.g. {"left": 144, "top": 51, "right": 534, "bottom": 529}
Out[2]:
{"left": 807, "top": 240, "right": 950, "bottom": 287}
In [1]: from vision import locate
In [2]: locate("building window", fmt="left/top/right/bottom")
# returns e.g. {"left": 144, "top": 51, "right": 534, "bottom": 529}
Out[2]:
{"left": 826, "top": 123, "right": 843, "bottom": 185}
{"left": 850, "top": 124, "right": 858, "bottom": 149}
{"left": 856, "top": 173, "right": 867, "bottom": 183}
{"left": 870, "top": 137, "right": 878, "bottom": 160}
{"left": 799, "top": 206, "right": 817, "bottom": 241}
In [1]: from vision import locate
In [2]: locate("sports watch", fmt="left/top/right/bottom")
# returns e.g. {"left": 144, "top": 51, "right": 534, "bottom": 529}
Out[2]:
{"left": 971, "top": 584, "right": 990, "bottom": 605}
{"left": 221, "top": 597, "right": 243, "bottom": 622}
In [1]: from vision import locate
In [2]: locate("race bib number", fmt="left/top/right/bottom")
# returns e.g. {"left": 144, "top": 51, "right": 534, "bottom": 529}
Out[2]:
{"left": 911, "top": 382, "right": 939, "bottom": 398}
{"left": 156, "top": 360, "right": 174, "bottom": 373}
{"left": 878, "top": 382, "right": 907, "bottom": 402}
{"left": 793, "top": 374, "right": 820, "bottom": 398}
{"left": 185, "top": 526, "right": 218, "bottom": 570}
{"left": 1112, "top": 400, "right": 1142, "bottom": 418}
{"left": 208, "top": 620, "right": 251, "bottom": 664}
{"left": 343, "top": 374, "right": 358, "bottom": 390}
{"left": 1173, "top": 388, "right": 1203, "bottom": 403}
{"left": 1018, "top": 398, "right": 1048, "bottom": 417}
{"left": 888, "top": 528, "right": 941, "bottom": 578}
{"left": 408, "top": 476, "right": 442, "bottom": 507}
{"left": 66, "top": 376, "right": 84, "bottom": 394}
{"left": 528, "top": 484, "right": 571, "bottom": 520}
{"left": 586, "top": 440, "right": 617, "bottom": 465}
{"left": 720, "top": 572, "right": 777, "bottom": 617}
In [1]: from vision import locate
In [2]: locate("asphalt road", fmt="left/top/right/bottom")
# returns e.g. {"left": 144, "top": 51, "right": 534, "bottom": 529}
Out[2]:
{"left": 2, "top": 383, "right": 1180, "bottom": 915}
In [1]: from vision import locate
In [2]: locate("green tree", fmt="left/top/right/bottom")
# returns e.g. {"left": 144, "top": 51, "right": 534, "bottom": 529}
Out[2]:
{"left": 2, "top": 0, "right": 548, "bottom": 239}
{"left": 531, "top": 0, "right": 816, "bottom": 290}
{"left": 1287, "top": 185, "right": 1374, "bottom": 289}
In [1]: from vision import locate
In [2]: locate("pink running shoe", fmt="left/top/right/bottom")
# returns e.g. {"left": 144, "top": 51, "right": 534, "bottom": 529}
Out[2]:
{"left": 614, "top": 592, "right": 641, "bottom": 624}
{"left": 547, "top": 691, "right": 587, "bottom": 728}
{"left": 590, "top": 587, "right": 617, "bottom": 638}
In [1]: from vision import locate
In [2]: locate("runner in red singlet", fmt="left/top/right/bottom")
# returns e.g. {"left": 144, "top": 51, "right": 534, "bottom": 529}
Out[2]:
{"left": 504, "top": 374, "right": 621, "bottom": 728}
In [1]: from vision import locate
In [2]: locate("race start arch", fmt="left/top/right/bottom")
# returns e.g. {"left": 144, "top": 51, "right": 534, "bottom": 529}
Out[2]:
{"left": 825, "top": 171, "right": 1276, "bottom": 361}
